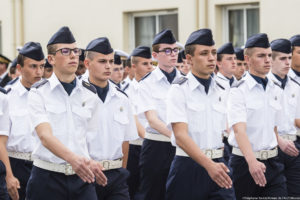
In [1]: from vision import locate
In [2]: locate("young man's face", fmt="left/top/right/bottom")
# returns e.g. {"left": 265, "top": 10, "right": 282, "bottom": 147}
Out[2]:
{"left": 246, "top": 47, "right": 272, "bottom": 77}
{"left": 234, "top": 60, "right": 246, "bottom": 80}
{"left": 18, "top": 57, "right": 44, "bottom": 87}
{"left": 153, "top": 43, "right": 178, "bottom": 68}
{"left": 271, "top": 52, "right": 291, "bottom": 77}
{"left": 48, "top": 43, "right": 79, "bottom": 76}
{"left": 187, "top": 45, "right": 217, "bottom": 77}
{"left": 85, "top": 52, "right": 113, "bottom": 82}
{"left": 43, "top": 67, "right": 53, "bottom": 79}
{"left": 291, "top": 46, "right": 300, "bottom": 70}
{"left": 111, "top": 64, "right": 124, "bottom": 84}
{"left": 217, "top": 54, "right": 237, "bottom": 77}
{"left": 133, "top": 57, "right": 153, "bottom": 78}
{"left": 0, "top": 63, "right": 7, "bottom": 75}
{"left": 75, "top": 61, "right": 86, "bottom": 76}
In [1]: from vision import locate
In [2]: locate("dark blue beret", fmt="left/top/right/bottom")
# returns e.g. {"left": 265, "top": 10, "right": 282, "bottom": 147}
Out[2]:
{"left": 177, "top": 52, "right": 183, "bottom": 63}
{"left": 185, "top": 29, "right": 215, "bottom": 47}
{"left": 19, "top": 42, "right": 44, "bottom": 61}
{"left": 44, "top": 59, "right": 53, "bottom": 68}
{"left": 114, "top": 53, "right": 122, "bottom": 65}
{"left": 290, "top": 34, "right": 300, "bottom": 47}
{"left": 86, "top": 37, "right": 113, "bottom": 55}
{"left": 131, "top": 46, "right": 151, "bottom": 59}
{"left": 79, "top": 49, "right": 85, "bottom": 61}
{"left": 10, "top": 58, "right": 17, "bottom": 68}
{"left": 152, "top": 29, "right": 176, "bottom": 45}
{"left": 245, "top": 33, "right": 270, "bottom": 48}
{"left": 217, "top": 42, "right": 234, "bottom": 54}
{"left": 270, "top": 39, "right": 291, "bottom": 54}
{"left": 234, "top": 47, "right": 244, "bottom": 61}
{"left": 47, "top": 26, "right": 76, "bottom": 46}
{"left": 180, "top": 50, "right": 186, "bottom": 59}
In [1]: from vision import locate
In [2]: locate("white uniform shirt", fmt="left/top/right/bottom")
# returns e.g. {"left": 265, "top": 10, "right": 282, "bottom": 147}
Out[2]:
{"left": 87, "top": 81, "right": 138, "bottom": 161}
{"left": 121, "top": 76, "right": 132, "bottom": 92}
{"left": 267, "top": 72, "right": 300, "bottom": 135}
{"left": 28, "top": 73, "right": 99, "bottom": 164}
{"left": 137, "top": 67, "right": 182, "bottom": 135}
{"left": 227, "top": 73, "right": 283, "bottom": 151}
{"left": 289, "top": 69, "right": 300, "bottom": 83}
{"left": 167, "top": 72, "right": 227, "bottom": 150}
{"left": 126, "top": 78, "right": 148, "bottom": 127}
{"left": 6, "top": 79, "right": 36, "bottom": 153}
{"left": 0, "top": 90, "right": 9, "bottom": 136}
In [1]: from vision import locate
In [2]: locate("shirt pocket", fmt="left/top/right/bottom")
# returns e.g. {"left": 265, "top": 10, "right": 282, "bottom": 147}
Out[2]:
{"left": 10, "top": 109, "right": 30, "bottom": 136}
{"left": 187, "top": 103, "right": 206, "bottom": 133}
{"left": 112, "top": 105, "right": 129, "bottom": 141}
{"left": 212, "top": 103, "right": 227, "bottom": 132}
{"left": 45, "top": 104, "right": 67, "bottom": 132}
{"left": 246, "top": 101, "right": 263, "bottom": 127}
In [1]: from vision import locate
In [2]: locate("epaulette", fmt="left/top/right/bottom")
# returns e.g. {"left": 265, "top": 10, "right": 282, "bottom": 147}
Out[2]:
{"left": 6, "top": 88, "right": 11, "bottom": 94}
{"left": 32, "top": 79, "right": 48, "bottom": 89}
{"left": 116, "top": 87, "right": 128, "bottom": 97}
{"left": 82, "top": 80, "right": 97, "bottom": 94}
{"left": 289, "top": 76, "right": 300, "bottom": 87}
{"left": 272, "top": 80, "right": 283, "bottom": 89}
{"left": 172, "top": 76, "right": 188, "bottom": 85}
{"left": 232, "top": 80, "right": 245, "bottom": 88}
{"left": 122, "top": 83, "right": 130, "bottom": 92}
{"left": 139, "top": 72, "right": 152, "bottom": 82}
{"left": 215, "top": 81, "right": 225, "bottom": 90}
{"left": 7, "top": 77, "right": 19, "bottom": 85}
{"left": 0, "top": 87, "right": 6, "bottom": 94}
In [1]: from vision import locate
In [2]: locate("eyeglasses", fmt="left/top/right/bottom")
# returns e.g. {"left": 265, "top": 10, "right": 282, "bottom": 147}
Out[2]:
{"left": 157, "top": 48, "right": 179, "bottom": 55}
{"left": 55, "top": 48, "right": 82, "bottom": 56}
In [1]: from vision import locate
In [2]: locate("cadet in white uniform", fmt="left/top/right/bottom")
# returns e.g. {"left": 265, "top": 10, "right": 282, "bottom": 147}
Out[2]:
{"left": 125, "top": 46, "right": 153, "bottom": 199}
{"left": 0, "top": 42, "right": 44, "bottom": 200}
{"left": 134, "top": 29, "right": 182, "bottom": 200}
{"left": 228, "top": 33, "right": 289, "bottom": 198}
{"left": 0, "top": 87, "right": 9, "bottom": 200}
{"left": 234, "top": 47, "right": 247, "bottom": 82}
{"left": 84, "top": 37, "right": 138, "bottom": 200}
{"left": 166, "top": 28, "right": 235, "bottom": 200}
{"left": 26, "top": 27, "right": 107, "bottom": 200}
{"left": 268, "top": 38, "right": 300, "bottom": 197}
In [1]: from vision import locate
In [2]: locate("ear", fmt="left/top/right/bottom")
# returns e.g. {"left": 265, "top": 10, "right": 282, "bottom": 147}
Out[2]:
{"left": 48, "top": 55, "right": 55, "bottom": 66}
{"left": 152, "top": 52, "right": 158, "bottom": 59}
{"left": 16, "top": 64, "right": 22, "bottom": 72}
{"left": 84, "top": 59, "right": 90, "bottom": 70}
{"left": 185, "top": 54, "right": 192, "bottom": 65}
{"left": 244, "top": 54, "right": 250, "bottom": 63}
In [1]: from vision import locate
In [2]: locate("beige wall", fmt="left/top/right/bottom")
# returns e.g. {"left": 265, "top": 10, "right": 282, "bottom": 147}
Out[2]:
{"left": 1, "top": 0, "right": 300, "bottom": 60}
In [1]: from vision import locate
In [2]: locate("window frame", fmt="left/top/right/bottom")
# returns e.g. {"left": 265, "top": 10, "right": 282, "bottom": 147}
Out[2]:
{"left": 129, "top": 10, "right": 178, "bottom": 50}
{"left": 222, "top": 4, "right": 259, "bottom": 47}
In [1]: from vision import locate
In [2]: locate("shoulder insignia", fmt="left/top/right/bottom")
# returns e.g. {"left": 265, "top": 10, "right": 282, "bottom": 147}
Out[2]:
{"left": 215, "top": 81, "right": 225, "bottom": 90}
{"left": 172, "top": 76, "right": 188, "bottom": 85}
{"left": 122, "top": 83, "right": 130, "bottom": 92}
{"left": 272, "top": 80, "right": 283, "bottom": 89}
{"left": 116, "top": 87, "right": 128, "bottom": 97}
{"left": 82, "top": 80, "right": 97, "bottom": 94}
{"left": 289, "top": 76, "right": 300, "bottom": 87}
{"left": 7, "top": 77, "right": 19, "bottom": 85}
{"left": 139, "top": 72, "right": 152, "bottom": 82}
{"left": 32, "top": 79, "right": 48, "bottom": 89}
{"left": 231, "top": 80, "right": 245, "bottom": 88}
{"left": 0, "top": 87, "right": 6, "bottom": 94}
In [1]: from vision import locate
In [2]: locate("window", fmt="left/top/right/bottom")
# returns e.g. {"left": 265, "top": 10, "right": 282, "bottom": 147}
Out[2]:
{"left": 129, "top": 10, "right": 178, "bottom": 50}
{"left": 223, "top": 4, "right": 259, "bottom": 47}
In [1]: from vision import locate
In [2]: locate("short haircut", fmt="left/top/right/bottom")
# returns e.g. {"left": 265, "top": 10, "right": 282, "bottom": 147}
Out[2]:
{"left": 217, "top": 54, "right": 224, "bottom": 62}
{"left": 152, "top": 44, "right": 160, "bottom": 53}
{"left": 185, "top": 44, "right": 197, "bottom": 56}
{"left": 244, "top": 48, "right": 255, "bottom": 57}
{"left": 47, "top": 44, "right": 57, "bottom": 55}
{"left": 131, "top": 56, "right": 140, "bottom": 65}
{"left": 85, "top": 51, "right": 96, "bottom": 60}
{"left": 17, "top": 54, "right": 27, "bottom": 67}
{"left": 124, "top": 59, "right": 131, "bottom": 68}
{"left": 9, "top": 66, "right": 17, "bottom": 74}
{"left": 271, "top": 51, "right": 281, "bottom": 60}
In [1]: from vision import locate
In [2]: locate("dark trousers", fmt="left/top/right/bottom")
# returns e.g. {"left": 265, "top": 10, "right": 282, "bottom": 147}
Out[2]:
{"left": 230, "top": 154, "right": 287, "bottom": 199}
{"left": 95, "top": 168, "right": 130, "bottom": 200}
{"left": 9, "top": 157, "right": 32, "bottom": 200}
{"left": 26, "top": 166, "right": 97, "bottom": 200}
{"left": 223, "top": 136, "right": 232, "bottom": 164}
{"left": 0, "top": 160, "right": 9, "bottom": 200}
{"left": 278, "top": 137, "right": 300, "bottom": 197}
{"left": 166, "top": 156, "right": 235, "bottom": 200}
{"left": 134, "top": 139, "right": 175, "bottom": 200}
{"left": 127, "top": 144, "right": 141, "bottom": 199}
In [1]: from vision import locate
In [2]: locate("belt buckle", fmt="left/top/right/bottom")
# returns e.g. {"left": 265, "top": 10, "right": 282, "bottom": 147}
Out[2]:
{"left": 205, "top": 149, "right": 213, "bottom": 159}
{"left": 102, "top": 161, "right": 110, "bottom": 170}
{"left": 64, "top": 164, "right": 73, "bottom": 175}
{"left": 260, "top": 150, "right": 269, "bottom": 160}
